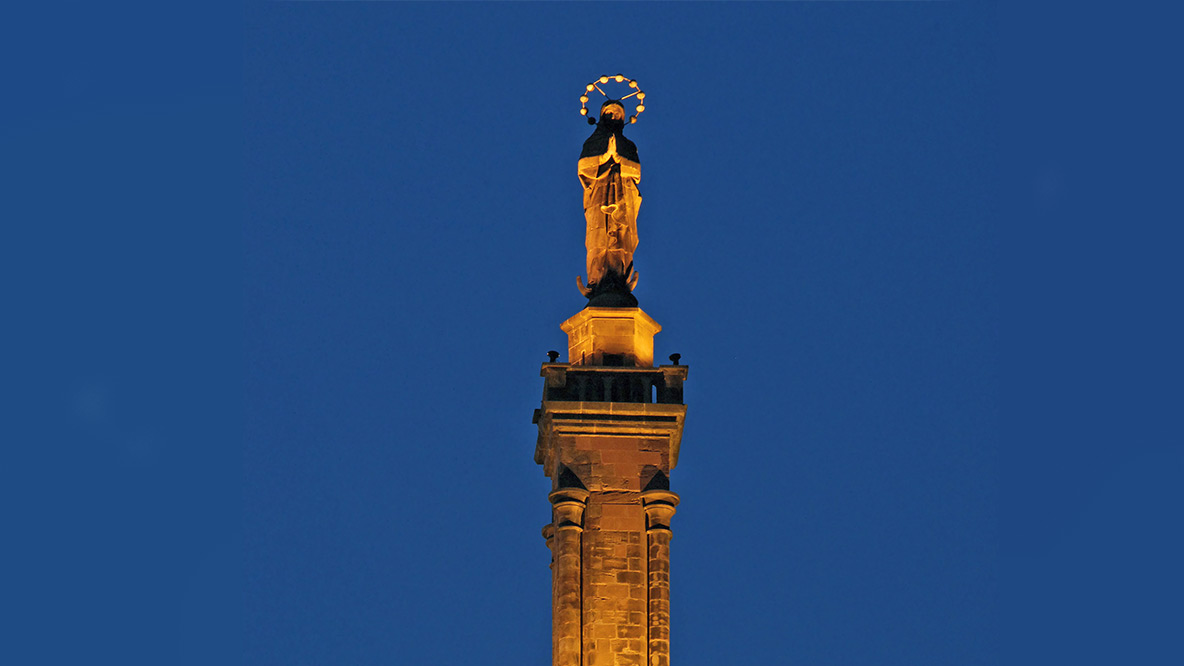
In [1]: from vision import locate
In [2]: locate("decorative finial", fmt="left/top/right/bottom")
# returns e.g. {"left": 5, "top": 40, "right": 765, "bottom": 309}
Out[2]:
{"left": 547, "top": 350, "right": 560, "bottom": 363}
{"left": 669, "top": 353, "right": 681, "bottom": 366}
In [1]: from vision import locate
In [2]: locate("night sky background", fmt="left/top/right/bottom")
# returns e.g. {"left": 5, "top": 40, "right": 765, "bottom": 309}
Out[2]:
{"left": 5, "top": 2, "right": 1181, "bottom": 666}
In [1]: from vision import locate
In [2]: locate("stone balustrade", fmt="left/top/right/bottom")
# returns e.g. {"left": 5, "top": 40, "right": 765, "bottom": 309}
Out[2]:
{"left": 539, "top": 364, "right": 688, "bottom": 405}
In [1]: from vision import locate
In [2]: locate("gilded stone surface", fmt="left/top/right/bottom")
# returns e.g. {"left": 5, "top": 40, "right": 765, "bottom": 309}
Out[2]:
{"left": 548, "top": 488, "right": 588, "bottom": 666}
{"left": 538, "top": 80, "right": 684, "bottom": 664}
{"left": 578, "top": 101, "right": 641, "bottom": 306}
{"left": 561, "top": 307, "right": 661, "bottom": 368}
{"left": 537, "top": 308, "right": 687, "bottom": 666}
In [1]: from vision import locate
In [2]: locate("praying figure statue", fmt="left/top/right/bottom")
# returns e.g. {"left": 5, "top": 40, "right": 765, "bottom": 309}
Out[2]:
{"left": 577, "top": 100, "right": 641, "bottom": 306}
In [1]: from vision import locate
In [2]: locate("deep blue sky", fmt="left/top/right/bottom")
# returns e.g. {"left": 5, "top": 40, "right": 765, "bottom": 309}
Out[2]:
{"left": 245, "top": 3, "right": 999, "bottom": 664}
{"left": 5, "top": 2, "right": 1181, "bottom": 666}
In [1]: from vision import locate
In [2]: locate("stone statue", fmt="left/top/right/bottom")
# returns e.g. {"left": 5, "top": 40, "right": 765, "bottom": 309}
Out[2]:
{"left": 577, "top": 100, "right": 641, "bottom": 307}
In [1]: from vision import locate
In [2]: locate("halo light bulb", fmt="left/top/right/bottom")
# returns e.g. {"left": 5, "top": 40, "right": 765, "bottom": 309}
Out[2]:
{"left": 577, "top": 75, "right": 646, "bottom": 124}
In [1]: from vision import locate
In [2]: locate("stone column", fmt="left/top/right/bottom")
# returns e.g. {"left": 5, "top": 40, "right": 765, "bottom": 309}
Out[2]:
{"left": 641, "top": 489, "right": 679, "bottom": 666}
{"left": 550, "top": 488, "right": 590, "bottom": 666}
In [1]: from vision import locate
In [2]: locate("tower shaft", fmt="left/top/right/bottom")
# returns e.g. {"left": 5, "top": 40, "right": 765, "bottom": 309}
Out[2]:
{"left": 535, "top": 307, "right": 687, "bottom": 666}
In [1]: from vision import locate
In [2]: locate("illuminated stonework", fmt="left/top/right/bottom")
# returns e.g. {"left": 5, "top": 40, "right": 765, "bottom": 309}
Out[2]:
{"left": 533, "top": 81, "right": 686, "bottom": 665}
{"left": 562, "top": 307, "right": 661, "bottom": 369}
{"left": 534, "top": 309, "right": 687, "bottom": 666}
{"left": 576, "top": 83, "right": 645, "bottom": 308}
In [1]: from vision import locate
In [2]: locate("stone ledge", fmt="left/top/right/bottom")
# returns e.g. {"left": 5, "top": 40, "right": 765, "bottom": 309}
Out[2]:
{"left": 534, "top": 401, "right": 687, "bottom": 471}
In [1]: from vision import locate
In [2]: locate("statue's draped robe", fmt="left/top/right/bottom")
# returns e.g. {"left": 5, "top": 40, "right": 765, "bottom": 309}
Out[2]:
{"left": 579, "top": 125, "right": 640, "bottom": 287}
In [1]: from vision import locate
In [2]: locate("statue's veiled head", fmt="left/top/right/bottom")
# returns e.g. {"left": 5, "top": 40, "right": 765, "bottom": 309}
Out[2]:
{"left": 598, "top": 101, "right": 626, "bottom": 130}
{"left": 580, "top": 98, "right": 639, "bottom": 161}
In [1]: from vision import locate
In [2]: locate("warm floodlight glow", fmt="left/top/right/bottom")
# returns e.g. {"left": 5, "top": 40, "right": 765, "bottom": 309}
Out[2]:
{"left": 578, "top": 73, "right": 647, "bottom": 123}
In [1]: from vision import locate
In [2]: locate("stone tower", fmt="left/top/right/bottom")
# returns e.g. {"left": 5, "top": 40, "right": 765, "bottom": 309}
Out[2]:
{"left": 534, "top": 76, "right": 688, "bottom": 666}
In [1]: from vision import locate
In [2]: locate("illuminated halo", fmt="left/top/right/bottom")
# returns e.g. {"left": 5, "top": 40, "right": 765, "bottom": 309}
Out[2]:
{"left": 579, "top": 74, "right": 647, "bottom": 124}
